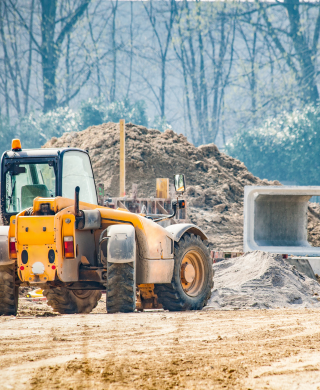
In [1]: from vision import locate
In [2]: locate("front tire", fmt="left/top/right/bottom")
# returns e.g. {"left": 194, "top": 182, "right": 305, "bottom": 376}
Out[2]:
{"left": 0, "top": 263, "right": 19, "bottom": 316}
{"left": 43, "top": 287, "right": 101, "bottom": 314}
{"left": 106, "top": 262, "right": 135, "bottom": 313}
{"left": 155, "top": 233, "right": 213, "bottom": 311}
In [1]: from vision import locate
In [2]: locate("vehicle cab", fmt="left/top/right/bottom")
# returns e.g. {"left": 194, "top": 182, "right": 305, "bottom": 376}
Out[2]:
{"left": 1, "top": 139, "right": 97, "bottom": 225}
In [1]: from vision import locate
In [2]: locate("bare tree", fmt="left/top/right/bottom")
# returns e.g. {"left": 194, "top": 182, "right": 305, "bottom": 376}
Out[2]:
{"left": 237, "top": 9, "right": 262, "bottom": 126}
{"left": 126, "top": 1, "right": 133, "bottom": 98}
{"left": 256, "top": 0, "right": 320, "bottom": 105}
{"left": 174, "top": 1, "right": 236, "bottom": 145}
{"left": 142, "top": 0, "right": 175, "bottom": 120}
{"left": 109, "top": 0, "right": 118, "bottom": 103}
{"left": 0, "top": 1, "right": 21, "bottom": 116}
{"left": 7, "top": 0, "right": 91, "bottom": 112}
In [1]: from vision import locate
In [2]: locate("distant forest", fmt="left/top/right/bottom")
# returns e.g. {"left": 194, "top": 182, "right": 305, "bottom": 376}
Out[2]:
{"left": 0, "top": 0, "right": 319, "bottom": 147}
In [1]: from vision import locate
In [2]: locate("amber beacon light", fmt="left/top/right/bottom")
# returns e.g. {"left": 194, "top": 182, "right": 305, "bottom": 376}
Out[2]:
{"left": 11, "top": 139, "right": 22, "bottom": 151}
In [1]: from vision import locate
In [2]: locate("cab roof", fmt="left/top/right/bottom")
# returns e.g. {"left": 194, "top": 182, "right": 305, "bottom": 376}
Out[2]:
{"left": 4, "top": 147, "right": 87, "bottom": 159}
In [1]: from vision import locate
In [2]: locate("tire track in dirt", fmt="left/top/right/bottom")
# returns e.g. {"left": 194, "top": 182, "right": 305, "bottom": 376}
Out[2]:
{"left": 1, "top": 310, "right": 320, "bottom": 389}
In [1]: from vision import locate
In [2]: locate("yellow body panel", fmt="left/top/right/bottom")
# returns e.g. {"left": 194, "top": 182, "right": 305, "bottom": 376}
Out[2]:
{"left": 12, "top": 196, "right": 173, "bottom": 285}
{"left": 17, "top": 216, "right": 55, "bottom": 245}
{"left": 62, "top": 214, "right": 75, "bottom": 238}
{"left": 18, "top": 244, "right": 56, "bottom": 283}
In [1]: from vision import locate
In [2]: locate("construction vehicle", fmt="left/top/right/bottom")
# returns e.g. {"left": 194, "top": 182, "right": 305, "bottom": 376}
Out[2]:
{"left": 0, "top": 139, "right": 213, "bottom": 315}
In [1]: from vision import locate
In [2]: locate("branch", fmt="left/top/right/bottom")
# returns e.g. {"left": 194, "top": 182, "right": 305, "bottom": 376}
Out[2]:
{"left": 58, "top": 68, "right": 91, "bottom": 107}
{"left": 6, "top": 0, "right": 41, "bottom": 52}
{"left": 143, "top": 2, "right": 164, "bottom": 58}
{"left": 257, "top": 1, "right": 300, "bottom": 80}
{"left": 312, "top": 6, "right": 320, "bottom": 54}
{"left": 163, "top": 0, "right": 175, "bottom": 59}
{"left": 0, "top": 2, "right": 21, "bottom": 114}
{"left": 137, "top": 70, "right": 161, "bottom": 109}
{"left": 55, "top": 0, "right": 91, "bottom": 51}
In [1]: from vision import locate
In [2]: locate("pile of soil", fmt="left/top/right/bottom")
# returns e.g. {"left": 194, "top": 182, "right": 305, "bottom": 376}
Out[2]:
{"left": 206, "top": 251, "right": 320, "bottom": 310}
{"left": 43, "top": 122, "right": 320, "bottom": 251}
{"left": 307, "top": 203, "right": 320, "bottom": 247}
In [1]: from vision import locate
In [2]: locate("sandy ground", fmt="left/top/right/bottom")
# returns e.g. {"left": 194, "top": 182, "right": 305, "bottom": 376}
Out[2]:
{"left": 0, "top": 296, "right": 320, "bottom": 389}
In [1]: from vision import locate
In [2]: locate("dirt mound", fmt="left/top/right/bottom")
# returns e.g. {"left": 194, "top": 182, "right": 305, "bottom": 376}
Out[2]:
{"left": 206, "top": 251, "right": 320, "bottom": 310}
{"left": 43, "top": 122, "right": 319, "bottom": 251}
{"left": 308, "top": 203, "right": 320, "bottom": 247}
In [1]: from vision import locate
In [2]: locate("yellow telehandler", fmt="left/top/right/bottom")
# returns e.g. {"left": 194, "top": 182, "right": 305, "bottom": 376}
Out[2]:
{"left": 0, "top": 139, "right": 213, "bottom": 315}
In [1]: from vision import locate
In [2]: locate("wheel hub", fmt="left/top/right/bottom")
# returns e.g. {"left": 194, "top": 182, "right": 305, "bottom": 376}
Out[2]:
{"left": 180, "top": 249, "right": 205, "bottom": 296}
{"left": 181, "top": 262, "right": 196, "bottom": 284}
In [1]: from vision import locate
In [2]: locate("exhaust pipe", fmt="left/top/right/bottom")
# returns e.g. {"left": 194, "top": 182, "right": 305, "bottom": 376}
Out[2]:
{"left": 74, "top": 186, "right": 81, "bottom": 217}
{"left": 74, "top": 186, "right": 101, "bottom": 230}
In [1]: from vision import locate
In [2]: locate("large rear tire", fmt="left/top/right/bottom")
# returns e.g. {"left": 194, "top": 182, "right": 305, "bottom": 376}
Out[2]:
{"left": 43, "top": 287, "right": 101, "bottom": 314}
{"left": 155, "top": 233, "right": 213, "bottom": 311}
{"left": 0, "top": 263, "right": 19, "bottom": 316}
{"left": 106, "top": 262, "right": 135, "bottom": 313}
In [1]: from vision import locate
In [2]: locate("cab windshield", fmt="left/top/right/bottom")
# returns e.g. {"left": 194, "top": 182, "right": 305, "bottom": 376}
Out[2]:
{"left": 5, "top": 162, "right": 56, "bottom": 213}
{"left": 62, "top": 151, "right": 97, "bottom": 205}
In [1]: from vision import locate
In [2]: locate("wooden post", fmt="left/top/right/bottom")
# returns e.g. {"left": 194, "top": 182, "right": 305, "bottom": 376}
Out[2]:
{"left": 120, "top": 119, "right": 125, "bottom": 197}
{"left": 156, "top": 178, "right": 169, "bottom": 198}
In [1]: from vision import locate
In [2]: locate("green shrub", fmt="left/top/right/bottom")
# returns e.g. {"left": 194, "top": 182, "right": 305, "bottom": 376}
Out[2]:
{"left": 0, "top": 117, "right": 16, "bottom": 155}
{"left": 0, "top": 98, "right": 171, "bottom": 156}
{"left": 104, "top": 98, "right": 148, "bottom": 127}
{"left": 226, "top": 105, "right": 320, "bottom": 185}
{"left": 151, "top": 116, "right": 172, "bottom": 132}
{"left": 19, "top": 107, "right": 81, "bottom": 149}
{"left": 79, "top": 97, "right": 149, "bottom": 129}
{"left": 79, "top": 98, "right": 105, "bottom": 130}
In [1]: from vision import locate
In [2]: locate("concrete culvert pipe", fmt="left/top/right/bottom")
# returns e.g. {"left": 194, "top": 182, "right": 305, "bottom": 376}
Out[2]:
{"left": 244, "top": 186, "right": 320, "bottom": 256}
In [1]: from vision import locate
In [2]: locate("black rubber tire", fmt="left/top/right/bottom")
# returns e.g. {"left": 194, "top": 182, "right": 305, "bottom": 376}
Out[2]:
{"left": 43, "top": 287, "right": 102, "bottom": 314}
{"left": 155, "top": 233, "right": 213, "bottom": 311}
{"left": 0, "top": 263, "right": 19, "bottom": 316}
{"left": 106, "top": 262, "right": 135, "bottom": 313}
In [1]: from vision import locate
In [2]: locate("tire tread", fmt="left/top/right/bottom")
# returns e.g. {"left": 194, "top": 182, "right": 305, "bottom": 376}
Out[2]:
{"left": 0, "top": 264, "right": 18, "bottom": 316}
{"left": 106, "top": 262, "right": 135, "bottom": 313}
{"left": 155, "top": 233, "right": 213, "bottom": 311}
{"left": 43, "top": 287, "right": 101, "bottom": 314}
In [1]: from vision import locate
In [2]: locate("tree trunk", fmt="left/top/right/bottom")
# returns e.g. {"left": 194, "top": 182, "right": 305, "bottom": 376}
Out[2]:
{"left": 211, "top": 7, "right": 226, "bottom": 143}
{"left": 285, "top": 0, "right": 319, "bottom": 103}
{"left": 110, "top": 0, "right": 118, "bottom": 103}
{"left": 126, "top": 1, "right": 133, "bottom": 97}
{"left": 160, "top": 59, "right": 166, "bottom": 119}
{"left": 0, "top": 3, "right": 20, "bottom": 116}
{"left": 40, "top": 0, "right": 57, "bottom": 112}
{"left": 24, "top": 0, "right": 34, "bottom": 114}
{"left": 198, "top": 25, "right": 208, "bottom": 143}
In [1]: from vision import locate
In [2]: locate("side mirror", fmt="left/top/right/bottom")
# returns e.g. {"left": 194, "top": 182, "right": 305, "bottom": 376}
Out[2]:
{"left": 174, "top": 174, "right": 186, "bottom": 194}
{"left": 11, "top": 165, "right": 26, "bottom": 176}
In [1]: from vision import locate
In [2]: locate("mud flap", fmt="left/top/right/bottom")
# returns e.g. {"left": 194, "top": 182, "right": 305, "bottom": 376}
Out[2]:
{"left": 107, "top": 224, "right": 136, "bottom": 263}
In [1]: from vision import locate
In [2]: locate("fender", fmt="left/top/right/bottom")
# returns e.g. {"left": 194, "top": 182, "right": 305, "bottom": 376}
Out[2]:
{"left": 165, "top": 223, "right": 207, "bottom": 242}
{"left": 0, "top": 226, "right": 12, "bottom": 265}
